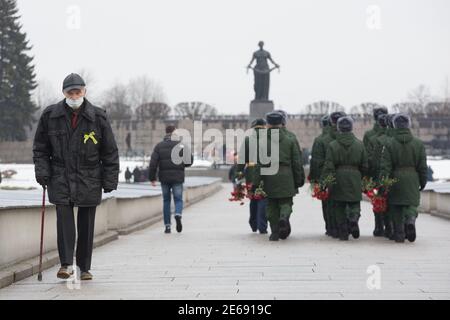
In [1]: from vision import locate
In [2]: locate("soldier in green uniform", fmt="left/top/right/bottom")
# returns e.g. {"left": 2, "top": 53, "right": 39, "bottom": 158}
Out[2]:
{"left": 380, "top": 114, "right": 428, "bottom": 243}
{"left": 274, "top": 110, "right": 305, "bottom": 238}
{"left": 367, "top": 114, "right": 394, "bottom": 238}
{"left": 260, "top": 112, "right": 305, "bottom": 241}
{"left": 323, "top": 111, "right": 347, "bottom": 238}
{"left": 363, "top": 107, "right": 388, "bottom": 236}
{"left": 322, "top": 116, "right": 369, "bottom": 241}
{"left": 237, "top": 118, "right": 268, "bottom": 234}
{"left": 309, "top": 115, "right": 331, "bottom": 235}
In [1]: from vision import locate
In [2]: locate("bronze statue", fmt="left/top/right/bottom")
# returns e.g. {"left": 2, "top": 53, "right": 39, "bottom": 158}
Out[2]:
{"left": 247, "top": 41, "right": 280, "bottom": 101}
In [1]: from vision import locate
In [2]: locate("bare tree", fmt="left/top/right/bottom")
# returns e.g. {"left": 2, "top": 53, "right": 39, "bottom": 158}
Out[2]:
{"left": 349, "top": 102, "right": 386, "bottom": 115}
{"left": 174, "top": 102, "right": 218, "bottom": 120}
{"left": 302, "top": 101, "right": 345, "bottom": 115}
{"left": 128, "top": 75, "right": 167, "bottom": 110}
{"left": 391, "top": 102, "right": 421, "bottom": 114}
{"left": 101, "top": 83, "right": 132, "bottom": 120}
{"left": 407, "top": 84, "right": 431, "bottom": 113}
{"left": 136, "top": 102, "right": 171, "bottom": 120}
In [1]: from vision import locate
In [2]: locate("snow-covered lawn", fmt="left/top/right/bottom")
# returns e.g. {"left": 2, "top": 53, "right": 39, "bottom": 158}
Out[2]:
{"left": 0, "top": 157, "right": 214, "bottom": 189}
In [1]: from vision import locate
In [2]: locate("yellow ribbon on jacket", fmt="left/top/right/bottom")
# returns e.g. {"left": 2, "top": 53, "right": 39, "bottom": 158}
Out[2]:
{"left": 83, "top": 132, "right": 98, "bottom": 145}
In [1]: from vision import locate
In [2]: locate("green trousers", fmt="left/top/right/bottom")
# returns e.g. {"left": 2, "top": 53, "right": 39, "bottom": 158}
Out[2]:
{"left": 389, "top": 205, "right": 418, "bottom": 225}
{"left": 327, "top": 199, "right": 336, "bottom": 231}
{"left": 334, "top": 201, "right": 361, "bottom": 224}
{"left": 267, "top": 198, "right": 293, "bottom": 226}
{"left": 321, "top": 200, "right": 328, "bottom": 230}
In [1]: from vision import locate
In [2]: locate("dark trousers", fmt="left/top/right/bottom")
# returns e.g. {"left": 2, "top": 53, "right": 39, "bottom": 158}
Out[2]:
{"left": 56, "top": 205, "right": 96, "bottom": 272}
{"left": 249, "top": 198, "right": 268, "bottom": 232}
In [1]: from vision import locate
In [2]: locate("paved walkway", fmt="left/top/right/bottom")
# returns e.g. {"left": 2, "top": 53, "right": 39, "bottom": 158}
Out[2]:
{"left": 1, "top": 184, "right": 449, "bottom": 300}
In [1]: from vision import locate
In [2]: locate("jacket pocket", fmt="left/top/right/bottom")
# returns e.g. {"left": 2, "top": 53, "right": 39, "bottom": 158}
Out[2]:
{"left": 81, "top": 131, "right": 102, "bottom": 166}
{"left": 48, "top": 130, "right": 66, "bottom": 161}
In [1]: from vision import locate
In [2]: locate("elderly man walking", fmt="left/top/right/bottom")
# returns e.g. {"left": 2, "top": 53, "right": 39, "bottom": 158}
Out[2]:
{"left": 33, "top": 73, "right": 120, "bottom": 280}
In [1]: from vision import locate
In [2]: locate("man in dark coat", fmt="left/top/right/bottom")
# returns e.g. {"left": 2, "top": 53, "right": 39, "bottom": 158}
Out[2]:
{"left": 367, "top": 114, "right": 393, "bottom": 238}
{"left": 364, "top": 107, "right": 389, "bottom": 237}
{"left": 125, "top": 167, "right": 132, "bottom": 183}
{"left": 132, "top": 166, "right": 141, "bottom": 183}
{"left": 380, "top": 114, "right": 428, "bottom": 243}
{"left": 322, "top": 111, "right": 346, "bottom": 238}
{"left": 322, "top": 116, "right": 369, "bottom": 241}
{"left": 259, "top": 112, "right": 304, "bottom": 241}
{"left": 275, "top": 110, "right": 304, "bottom": 238}
{"left": 237, "top": 118, "right": 268, "bottom": 234}
{"left": 149, "top": 125, "right": 193, "bottom": 234}
{"left": 363, "top": 107, "right": 388, "bottom": 150}
{"left": 309, "top": 115, "right": 331, "bottom": 234}
{"left": 33, "top": 73, "right": 119, "bottom": 280}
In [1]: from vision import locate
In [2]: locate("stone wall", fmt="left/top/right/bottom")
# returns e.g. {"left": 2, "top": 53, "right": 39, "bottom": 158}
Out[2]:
{"left": 1, "top": 114, "right": 449, "bottom": 163}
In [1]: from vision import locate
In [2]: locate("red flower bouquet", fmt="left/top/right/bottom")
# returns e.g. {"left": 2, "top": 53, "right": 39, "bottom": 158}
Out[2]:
{"left": 363, "top": 177, "right": 398, "bottom": 214}
{"left": 311, "top": 174, "right": 336, "bottom": 201}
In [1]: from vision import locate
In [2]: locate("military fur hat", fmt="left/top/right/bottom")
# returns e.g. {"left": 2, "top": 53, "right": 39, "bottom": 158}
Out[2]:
{"left": 337, "top": 116, "right": 354, "bottom": 133}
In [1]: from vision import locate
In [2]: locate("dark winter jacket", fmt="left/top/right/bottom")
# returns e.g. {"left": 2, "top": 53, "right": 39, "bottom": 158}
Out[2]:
{"left": 148, "top": 135, "right": 193, "bottom": 184}
{"left": 322, "top": 132, "right": 369, "bottom": 202}
{"left": 259, "top": 127, "right": 305, "bottom": 199}
{"left": 380, "top": 128, "right": 428, "bottom": 206}
{"left": 33, "top": 99, "right": 120, "bottom": 207}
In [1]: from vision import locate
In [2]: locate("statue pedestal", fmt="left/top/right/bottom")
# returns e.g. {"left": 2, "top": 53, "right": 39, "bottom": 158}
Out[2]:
{"left": 249, "top": 100, "right": 274, "bottom": 124}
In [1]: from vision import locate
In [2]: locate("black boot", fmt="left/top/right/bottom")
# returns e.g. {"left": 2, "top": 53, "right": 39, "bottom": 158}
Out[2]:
{"left": 384, "top": 221, "right": 393, "bottom": 239}
{"left": 286, "top": 217, "right": 292, "bottom": 238}
{"left": 338, "top": 222, "right": 349, "bottom": 241}
{"left": 279, "top": 218, "right": 289, "bottom": 240}
{"left": 373, "top": 214, "right": 384, "bottom": 237}
{"left": 330, "top": 227, "right": 339, "bottom": 239}
{"left": 269, "top": 223, "right": 279, "bottom": 241}
{"left": 405, "top": 217, "right": 416, "bottom": 242}
{"left": 349, "top": 218, "right": 360, "bottom": 239}
{"left": 394, "top": 222, "right": 405, "bottom": 243}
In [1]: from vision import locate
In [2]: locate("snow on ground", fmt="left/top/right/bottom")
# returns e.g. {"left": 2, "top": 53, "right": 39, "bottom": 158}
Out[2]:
{"left": 0, "top": 157, "right": 448, "bottom": 189}
{"left": 0, "top": 157, "right": 214, "bottom": 189}
{"left": 426, "top": 159, "right": 450, "bottom": 181}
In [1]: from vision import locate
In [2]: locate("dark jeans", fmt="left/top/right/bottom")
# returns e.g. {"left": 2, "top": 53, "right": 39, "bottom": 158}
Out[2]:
{"left": 249, "top": 198, "right": 268, "bottom": 232}
{"left": 161, "top": 183, "right": 184, "bottom": 227}
{"left": 56, "top": 205, "right": 96, "bottom": 272}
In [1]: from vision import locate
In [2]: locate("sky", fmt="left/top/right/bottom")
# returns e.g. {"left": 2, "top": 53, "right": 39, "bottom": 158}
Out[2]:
{"left": 15, "top": 0, "right": 450, "bottom": 114}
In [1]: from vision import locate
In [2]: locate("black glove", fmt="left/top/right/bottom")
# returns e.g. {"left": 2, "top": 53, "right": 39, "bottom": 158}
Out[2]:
{"left": 36, "top": 176, "right": 49, "bottom": 186}
{"left": 104, "top": 189, "right": 114, "bottom": 194}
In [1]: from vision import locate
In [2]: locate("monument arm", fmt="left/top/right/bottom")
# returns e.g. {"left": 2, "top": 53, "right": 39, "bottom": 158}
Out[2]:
{"left": 268, "top": 53, "right": 280, "bottom": 68}
{"left": 247, "top": 54, "right": 256, "bottom": 69}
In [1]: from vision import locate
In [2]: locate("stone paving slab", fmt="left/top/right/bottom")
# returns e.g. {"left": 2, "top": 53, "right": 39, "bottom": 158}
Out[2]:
{"left": 1, "top": 184, "right": 449, "bottom": 300}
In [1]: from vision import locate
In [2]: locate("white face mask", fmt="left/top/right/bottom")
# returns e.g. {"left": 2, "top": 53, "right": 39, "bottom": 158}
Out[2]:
{"left": 66, "top": 97, "right": 84, "bottom": 109}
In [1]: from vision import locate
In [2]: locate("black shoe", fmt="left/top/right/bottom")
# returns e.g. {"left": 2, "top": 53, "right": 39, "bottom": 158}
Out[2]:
{"left": 175, "top": 216, "right": 183, "bottom": 233}
{"left": 269, "top": 233, "right": 279, "bottom": 241}
{"left": 286, "top": 218, "right": 292, "bottom": 238}
{"left": 393, "top": 221, "right": 406, "bottom": 243}
{"left": 338, "top": 222, "right": 349, "bottom": 241}
{"left": 373, "top": 215, "right": 384, "bottom": 237}
{"left": 384, "top": 222, "right": 394, "bottom": 239}
{"left": 330, "top": 228, "right": 339, "bottom": 239}
{"left": 269, "top": 223, "right": 279, "bottom": 241}
{"left": 165, "top": 226, "right": 171, "bottom": 234}
{"left": 405, "top": 219, "right": 416, "bottom": 242}
{"left": 259, "top": 230, "right": 268, "bottom": 234}
{"left": 349, "top": 220, "right": 360, "bottom": 239}
{"left": 279, "top": 218, "right": 289, "bottom": 240}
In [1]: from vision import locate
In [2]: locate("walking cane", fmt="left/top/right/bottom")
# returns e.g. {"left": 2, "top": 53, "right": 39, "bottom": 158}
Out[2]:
{"left": 37, "top": 186, "right": 46, "bottom": 282}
